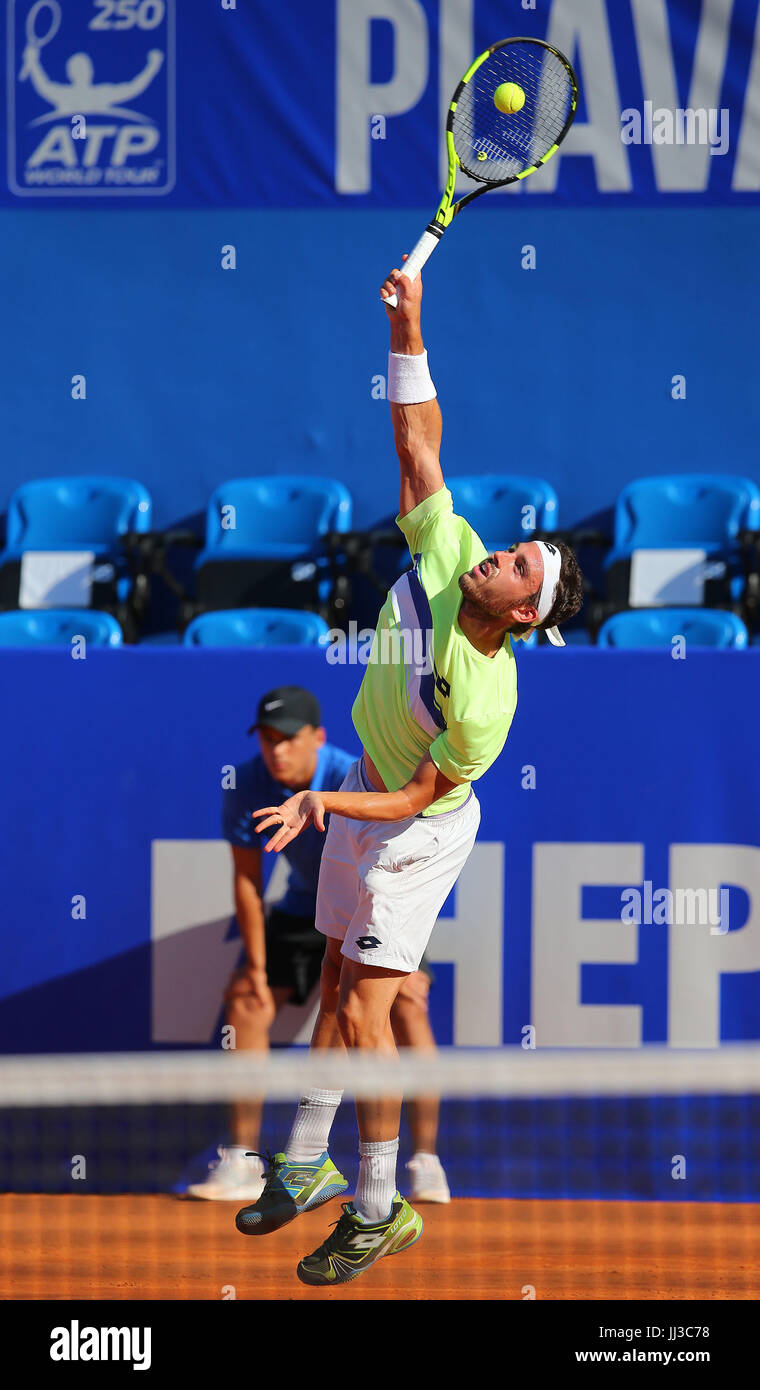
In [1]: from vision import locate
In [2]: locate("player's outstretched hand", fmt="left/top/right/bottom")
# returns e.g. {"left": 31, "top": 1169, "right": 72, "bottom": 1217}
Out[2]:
{"left": 380, "top": 254, "right": 423, "bottom": 319}
{"left": 252, "top": 790, "right": 326, "bottom": 853}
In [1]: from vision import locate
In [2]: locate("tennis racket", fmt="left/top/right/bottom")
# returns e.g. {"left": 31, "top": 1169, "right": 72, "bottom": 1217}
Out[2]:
{"left": 383, "top": 37, "right": 578, "bottom": 309}
{"left": 19, "top": 0, "right": 61, "bottom": 80}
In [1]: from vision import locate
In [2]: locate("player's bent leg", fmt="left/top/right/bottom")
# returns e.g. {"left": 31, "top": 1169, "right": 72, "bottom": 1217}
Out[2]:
{"left": 235, "top": 803, "right": 364, "bottom": 1241}
{"left": 330, "top": 794, "right": 479, "bottom": 1222}
{"left": 336, "top": 959, "right": 407, "bottom": 1147}
{"left": 297, "top": 788, "right": 481, "bottom": 1276}
{"left": 235, "top": 942, "right": 350, "bottom": 1237}
{"left": 327, "top": 958, "right": 425, "bottom": 1279}
{"left": 282, "top": 938, "right": 345, "bottom": 1161}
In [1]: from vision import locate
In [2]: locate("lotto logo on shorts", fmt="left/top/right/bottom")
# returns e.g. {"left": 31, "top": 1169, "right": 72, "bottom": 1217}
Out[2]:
{"left": 356, "top": 936, "right": 382, "bottom": 951}
{"left": 7, "top": 0, "right": 176, "bottom": 197}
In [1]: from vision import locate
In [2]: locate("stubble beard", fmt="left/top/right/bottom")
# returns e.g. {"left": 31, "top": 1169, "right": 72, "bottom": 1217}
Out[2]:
{"left": 458, "top": 572, "right": 514, "bottom": 622}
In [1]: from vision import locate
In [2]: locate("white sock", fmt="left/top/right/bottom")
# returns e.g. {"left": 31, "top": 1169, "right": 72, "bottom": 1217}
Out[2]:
{"left": 284, "top": 1089, "right": 343, "bottom": 1164}
{"left": 354, "top": 1138, "right": 399, "bottom": 1224}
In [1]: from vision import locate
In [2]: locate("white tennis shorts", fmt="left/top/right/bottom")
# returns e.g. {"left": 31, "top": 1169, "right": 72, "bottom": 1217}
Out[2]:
{"left": 315, "top": 757, "right": 480, "bottom": 972}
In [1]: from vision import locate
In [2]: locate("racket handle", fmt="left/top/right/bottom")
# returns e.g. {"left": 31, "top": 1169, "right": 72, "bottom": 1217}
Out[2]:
{"left": 382, "top": 225, "right": 443, "bottom": 310}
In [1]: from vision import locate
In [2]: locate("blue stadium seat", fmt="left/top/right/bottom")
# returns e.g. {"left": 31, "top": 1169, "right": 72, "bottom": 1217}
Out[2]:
{"left": 193, "top": 476, "right": 352, "bottom": 615}
{"left": 597, "top": 609, "right": 749, "bottom": 649}
{"left": 183, "top": 608, "right": 331, "bottom": 647}
{"left": 446, "top": 476, "right": 558, "bottom": 552}
{"left": 197, "top": 476, "right": 352, "bottom": 565}
{"left": 4, "top": 476, "right": 152, "bottom": 551}
{"left": 0, "top": 476, "right": 152, "bottom": 615}
{"left": 0, "top": 609, "right": 124, "bottom": 647}
{"left": 604, "top": 475, "right": 760, "bottom": 607}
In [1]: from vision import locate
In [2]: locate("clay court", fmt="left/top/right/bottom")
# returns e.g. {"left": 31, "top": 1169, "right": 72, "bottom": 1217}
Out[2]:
{"left": 2, "top": 1195, "right": 758, "bottom": 1301}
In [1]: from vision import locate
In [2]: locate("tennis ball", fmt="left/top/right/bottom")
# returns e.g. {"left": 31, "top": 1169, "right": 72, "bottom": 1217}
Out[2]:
{"left": 494, "top": 82, "right": 526, "bottom": 115}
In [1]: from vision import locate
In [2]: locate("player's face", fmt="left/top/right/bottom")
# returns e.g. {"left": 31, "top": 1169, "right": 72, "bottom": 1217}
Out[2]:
{"left": 458, "top": 541, "right": 543, "bottom": 622}
{"left": 257, "top": 724, "right": 326, "bottom": 789}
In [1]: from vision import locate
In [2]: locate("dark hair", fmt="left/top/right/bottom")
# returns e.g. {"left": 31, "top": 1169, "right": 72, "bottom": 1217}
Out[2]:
{"left": 510, "top": 540, "right": 583, "bottom": 640}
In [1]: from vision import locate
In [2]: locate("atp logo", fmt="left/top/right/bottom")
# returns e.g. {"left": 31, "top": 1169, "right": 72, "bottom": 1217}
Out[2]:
{"left": 7, "top": 0, "right": 176, "bottom": 197}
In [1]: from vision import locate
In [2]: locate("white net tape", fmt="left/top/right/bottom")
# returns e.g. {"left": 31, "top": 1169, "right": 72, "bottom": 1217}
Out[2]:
{"left": 1, "top": 1045, "right": 759, "bottom": 1106}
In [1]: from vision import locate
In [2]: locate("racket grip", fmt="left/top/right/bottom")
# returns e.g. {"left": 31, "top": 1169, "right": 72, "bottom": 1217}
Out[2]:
{"left": 382, "top": 226, "right": 443, "bottom": 310}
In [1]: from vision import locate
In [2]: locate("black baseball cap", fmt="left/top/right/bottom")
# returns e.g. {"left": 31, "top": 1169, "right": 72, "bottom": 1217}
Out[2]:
{"left": 248, "top": 686, "right": 322, "bottom": 737}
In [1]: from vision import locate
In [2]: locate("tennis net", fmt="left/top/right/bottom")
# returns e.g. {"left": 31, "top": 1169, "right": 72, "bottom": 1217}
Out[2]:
{"left": 1, "top": 1046, "right": 758, "bottom": 1301}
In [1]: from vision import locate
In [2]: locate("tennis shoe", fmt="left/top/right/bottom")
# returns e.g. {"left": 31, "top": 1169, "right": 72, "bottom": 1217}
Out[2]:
{"left": 297, "top": 1194, "right": 423, "bottom": 1286}
{"left": 185, "top": 1147, "right": 266, "bottom": 1202}
{"left": 406, "top": 1152, "right": 451, "bottom": 1204}
{"left": 235, "top": 1151, "right": 348, "bottom": 1236}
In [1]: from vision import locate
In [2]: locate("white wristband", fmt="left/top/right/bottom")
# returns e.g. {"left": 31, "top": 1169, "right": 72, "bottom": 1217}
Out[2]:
{"left": 388, "top": 350, "right": 437, "bottom": 404}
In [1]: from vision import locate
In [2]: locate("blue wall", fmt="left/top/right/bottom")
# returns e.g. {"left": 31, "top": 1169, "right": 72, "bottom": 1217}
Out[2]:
{"left": 1, "top": 207, "right": 759, "bottom": 534}
{"left": 1, "top": 644, "right": 758, "bottom": 1054}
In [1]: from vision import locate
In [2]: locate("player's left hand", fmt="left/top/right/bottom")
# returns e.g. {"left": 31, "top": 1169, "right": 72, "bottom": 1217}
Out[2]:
{"left": 252, "top": 790, "right": 326, "bottom": 852}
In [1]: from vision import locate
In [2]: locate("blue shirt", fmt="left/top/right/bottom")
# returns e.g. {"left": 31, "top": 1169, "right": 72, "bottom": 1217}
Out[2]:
{"left": 221, "top": 741, "right": 355, "bottom": 917}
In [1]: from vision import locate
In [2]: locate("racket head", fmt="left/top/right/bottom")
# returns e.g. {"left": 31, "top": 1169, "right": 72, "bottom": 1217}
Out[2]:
{"left": 26, "top": 0, "right": 62, "bottom": 47}
{"left": 448, "top": 37, "right": 578, "bottom": 188}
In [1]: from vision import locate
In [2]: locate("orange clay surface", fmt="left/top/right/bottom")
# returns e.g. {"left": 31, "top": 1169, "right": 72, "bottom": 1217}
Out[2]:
{"left": 1, "top": 1194, "right": 758, "bottom": 1301}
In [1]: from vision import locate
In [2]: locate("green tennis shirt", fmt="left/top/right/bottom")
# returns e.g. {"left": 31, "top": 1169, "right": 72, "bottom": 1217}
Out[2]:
{"left": 351, "top": 486, "right": 518, "bottom": 815}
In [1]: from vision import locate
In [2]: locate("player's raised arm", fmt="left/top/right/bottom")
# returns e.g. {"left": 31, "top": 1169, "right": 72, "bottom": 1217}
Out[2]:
{"left": 380, "top": 267, "right": 444, "bottom": 518}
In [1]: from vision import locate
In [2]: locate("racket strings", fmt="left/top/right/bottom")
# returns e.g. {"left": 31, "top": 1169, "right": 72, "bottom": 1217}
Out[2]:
{"left": 453, "top": 44, "right": 574, "bottom": 184}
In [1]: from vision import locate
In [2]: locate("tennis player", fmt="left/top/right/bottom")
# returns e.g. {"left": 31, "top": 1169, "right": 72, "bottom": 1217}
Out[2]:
{"left": 235, "top": 268, "right": 583, "bottom": 1285}
{"left": 186, "top": 684, "right": 450, "bottom": 1206}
